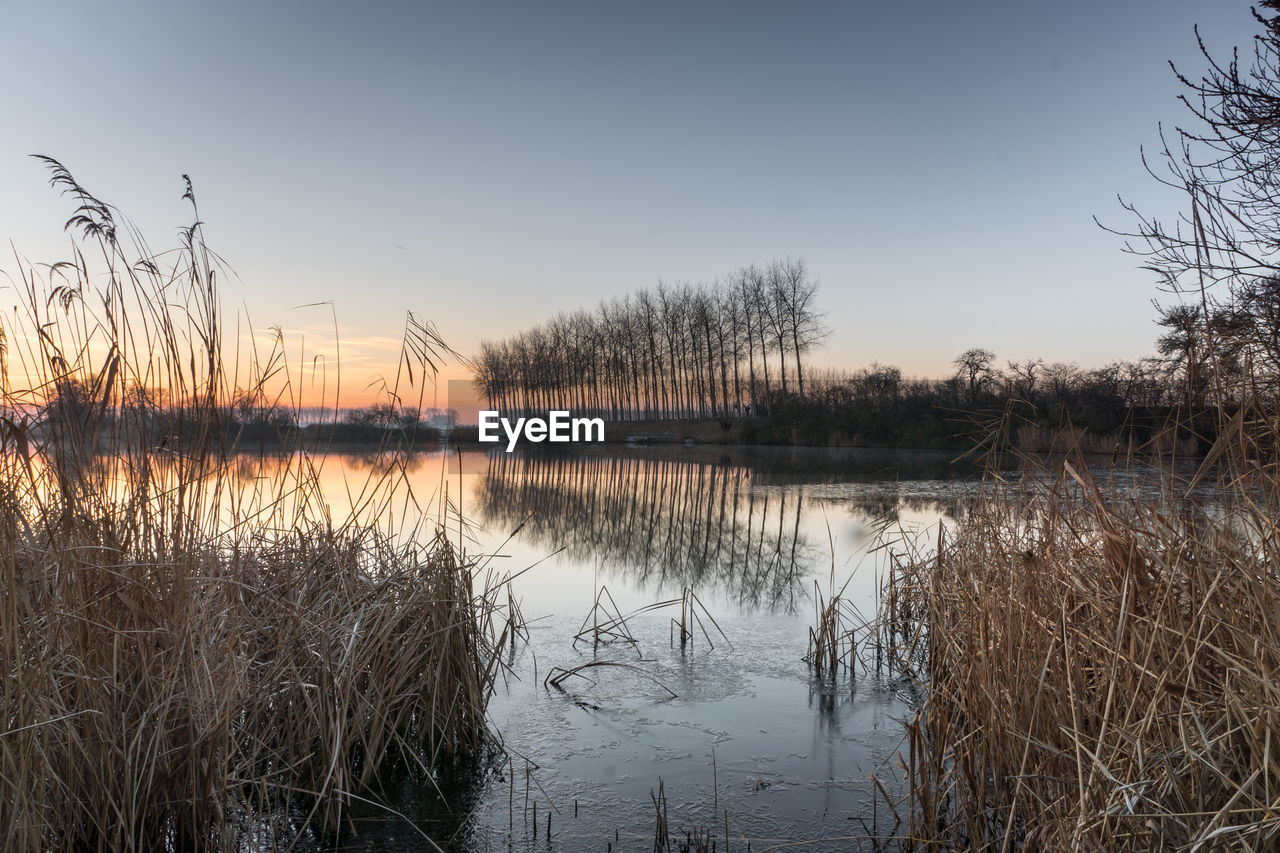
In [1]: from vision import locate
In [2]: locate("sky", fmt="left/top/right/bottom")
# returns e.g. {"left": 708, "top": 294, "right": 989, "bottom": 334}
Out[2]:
{"left": 0, "top": 1, "right": 1263, "bottom": 407}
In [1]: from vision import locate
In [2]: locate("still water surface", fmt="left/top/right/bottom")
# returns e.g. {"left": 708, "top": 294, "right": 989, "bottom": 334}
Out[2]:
{"left": 294, "top": 445, "right": 980, "bottom": 851}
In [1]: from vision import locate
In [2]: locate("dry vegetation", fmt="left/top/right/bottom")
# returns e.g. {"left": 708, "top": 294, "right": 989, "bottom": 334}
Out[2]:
{"left": 883, "top": 417, "right": 1280, "bottom": 850}
{"left": 0, "top": 161, "right": 505, "bottom": 850}
{"left": 872, "top": 6, "right": 1280, "bottom": 846}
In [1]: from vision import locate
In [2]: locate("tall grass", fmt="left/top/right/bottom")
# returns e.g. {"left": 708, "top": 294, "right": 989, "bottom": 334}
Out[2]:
{"left": 0, "top": 160, "right": 504, "bottom": 850}
{"left": 885, "top": 411, "right": 1280, "bottom": 849}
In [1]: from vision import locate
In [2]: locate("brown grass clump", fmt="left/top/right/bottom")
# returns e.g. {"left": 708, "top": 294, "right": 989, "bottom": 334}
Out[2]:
{"left": 0, "top": 159, "right": 503, "bottom": 850}
{"left": 886, "top": 422, "right": 1280, "bottom": 850}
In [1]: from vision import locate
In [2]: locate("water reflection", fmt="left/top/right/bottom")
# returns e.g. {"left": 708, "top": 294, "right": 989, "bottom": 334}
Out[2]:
{"left": 476, "top": 451, "right": 824, "bottom": 609}
{"left": 252, "top": 445, "right": 977, "bottom": 851}
{"left": 332, "top": 753, "right": 497, "bottom": 851}
{"left": 473, "top": 447, "right": 976, "bottom": 614}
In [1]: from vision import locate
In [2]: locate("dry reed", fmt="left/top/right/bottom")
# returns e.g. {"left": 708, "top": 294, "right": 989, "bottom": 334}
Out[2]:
{"left": 0, "top": 160, "right": 503, "bottom": 850}
{"left": 885, "top": 413, "right": 1280, "bottom": 849}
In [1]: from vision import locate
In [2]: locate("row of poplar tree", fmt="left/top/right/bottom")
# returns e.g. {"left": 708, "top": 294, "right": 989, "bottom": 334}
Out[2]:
{"left": 473, "top": 258, "right": 826, "bottom": 421}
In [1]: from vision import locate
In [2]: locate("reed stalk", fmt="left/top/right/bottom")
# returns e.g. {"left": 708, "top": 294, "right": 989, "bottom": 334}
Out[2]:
{"left": 886, "top": 413, "right": 1280, "bottom": 849}
{"left": 0, "top": 159, "right": 502, "bottom": 850}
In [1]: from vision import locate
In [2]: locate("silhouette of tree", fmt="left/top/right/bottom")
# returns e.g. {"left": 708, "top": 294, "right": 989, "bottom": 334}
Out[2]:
{"left": 474, "top": 259, "right": 825, "bottom": 421}
{"left": 1112, "top": 2, "right": 1280, "bottom": 394}
{"left": 953, "top": 348, "right": 996, "bottom": 403}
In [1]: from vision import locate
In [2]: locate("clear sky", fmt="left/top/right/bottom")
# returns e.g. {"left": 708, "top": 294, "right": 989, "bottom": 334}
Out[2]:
{"left": 0, "top": 1, "right": 1262, "bottom": 405}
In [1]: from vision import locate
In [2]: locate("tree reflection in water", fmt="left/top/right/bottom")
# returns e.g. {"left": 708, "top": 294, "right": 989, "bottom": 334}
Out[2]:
{"left": 474, "top": 449, "right": 972, "bottom": 612}
{"left": 476, "top": 451, "right": 820, "bottom": 609}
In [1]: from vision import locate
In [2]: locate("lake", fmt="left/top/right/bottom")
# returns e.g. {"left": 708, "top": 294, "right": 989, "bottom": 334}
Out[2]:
{"left": 268, "top": 444, "right": 982, "bottom": 852}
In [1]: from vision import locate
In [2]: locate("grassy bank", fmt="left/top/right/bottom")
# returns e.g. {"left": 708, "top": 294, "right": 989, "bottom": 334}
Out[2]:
{"left": 0, "top": 162, "right": 503, "bottom": 850}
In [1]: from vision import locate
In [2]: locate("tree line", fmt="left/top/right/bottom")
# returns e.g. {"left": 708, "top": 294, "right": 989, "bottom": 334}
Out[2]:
{"left": 473, "top": 258, "right": 826, "bottom": 421}
{"left": 761, "top": 348, "right": 1202, "bottom": 451}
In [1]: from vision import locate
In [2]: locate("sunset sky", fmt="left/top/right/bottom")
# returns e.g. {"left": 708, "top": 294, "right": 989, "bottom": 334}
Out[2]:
{"left": 0, "top": 1, "right": 1260, "bottom": 408}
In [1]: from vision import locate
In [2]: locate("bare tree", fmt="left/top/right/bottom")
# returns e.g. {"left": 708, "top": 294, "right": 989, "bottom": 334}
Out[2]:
{"left": 1109, "top": 2, "right": 1280, "bottom": 398}
{"left": 1042, "top": 362, "right": 1080, "bottom": 408}
{"left": 1006, "top": 359, "right": 1043, "bottom": 401}
{"left": 953, "top": 348, "right": 996, "bottom": 403}
{"left": 763, "top": 262, "right": 791, "bottom": 397}
{"left": 772, "top": 257, "right": 828, "bottom": 397}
